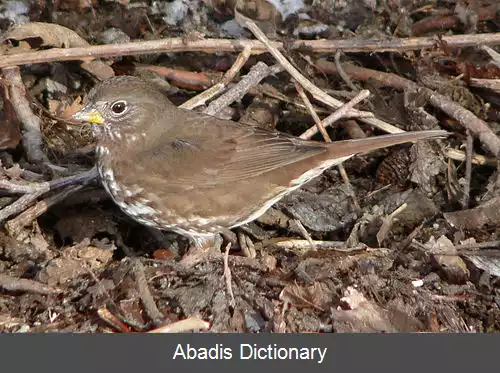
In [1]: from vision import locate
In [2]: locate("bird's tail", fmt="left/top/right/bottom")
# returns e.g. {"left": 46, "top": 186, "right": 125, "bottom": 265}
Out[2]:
{"left": 325, "top": 129, "right": 448, "bottom": 159}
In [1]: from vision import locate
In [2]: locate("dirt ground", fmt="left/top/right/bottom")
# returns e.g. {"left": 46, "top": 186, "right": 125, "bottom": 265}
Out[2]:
{"left": 0, "top": 0, "right": 499, "bottom": 333}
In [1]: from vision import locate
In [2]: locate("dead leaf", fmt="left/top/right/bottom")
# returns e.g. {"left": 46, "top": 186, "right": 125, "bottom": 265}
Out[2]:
{"left": 6, "top": 22, "right": 89, "bottom": 49}
{"left": 331, "top": 287, "right": 398, "bottom": 332}
{"left": 279, "top": 282, "right": 332, "bottom": 311}
{"left": 5, "top": 22, "right": 114, "bottom": 80}
{"left": 60, "top": 96, "right": 84, "bottom": 120}
{"left": 80, "top": 61, "right": 115, "bottom": 81}
{"left": 0, "top": 80, "right": 21, "bottom": 149}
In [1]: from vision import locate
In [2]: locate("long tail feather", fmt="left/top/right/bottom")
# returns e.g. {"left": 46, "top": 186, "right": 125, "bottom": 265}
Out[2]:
{"left": 326, "top": 130, "right": 449, "bottom": 159}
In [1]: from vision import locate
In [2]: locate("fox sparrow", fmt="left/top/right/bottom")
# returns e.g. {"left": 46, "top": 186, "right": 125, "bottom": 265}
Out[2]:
{"left": 73, "top": 76, "right": 447, "bottom": 246}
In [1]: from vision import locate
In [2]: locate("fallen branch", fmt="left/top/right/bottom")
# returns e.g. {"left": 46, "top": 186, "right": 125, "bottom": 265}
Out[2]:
{"left": 6, "top": 185, "right": 83, "bottom": 236}
{"left": 315, "top": 58, "right": 500, "bottom": 158}
{"left": 299, "top": 90, "right": 371, "bottom": 140}
{"left": 0, "top": 167, "right": 97, "bottom": 195}
{"left": 180, "top": 46, "right": 252, "bottom": 110}
{"left": 1, "top": 33, "right": 500, "bottom": 68}
{"left": 0, "top": 273, "right": 61, "bottom": 294}
{"left": 2, "top": 66, "right": 48, "bottom": 163}
{"left": 0, "top": 167, "right": 97, "bottom": 224}
{"left": 419, "top": 87, "right": 500, "bottom": 158}
{"left": 204, "top": 62, "right": 282, "bottom": 116}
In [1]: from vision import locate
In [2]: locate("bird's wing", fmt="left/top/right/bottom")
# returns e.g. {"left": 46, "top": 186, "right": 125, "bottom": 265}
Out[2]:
{"left": 137, "top": 111, "right": 329, "bottom": 188}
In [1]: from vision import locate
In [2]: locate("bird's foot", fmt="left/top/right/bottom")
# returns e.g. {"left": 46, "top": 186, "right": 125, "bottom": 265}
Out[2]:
{"left": 179, "top": 234, "right": 224, "bottom": 268}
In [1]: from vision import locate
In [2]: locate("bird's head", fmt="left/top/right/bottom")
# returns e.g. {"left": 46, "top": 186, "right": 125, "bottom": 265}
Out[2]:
{"left": 73, "top": 76, "right": 173, "bottom": 141}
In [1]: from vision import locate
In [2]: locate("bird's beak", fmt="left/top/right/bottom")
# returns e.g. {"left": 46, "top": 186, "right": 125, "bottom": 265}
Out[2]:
{"left": 72, "top": 106, "right": 105, "bottom": 125}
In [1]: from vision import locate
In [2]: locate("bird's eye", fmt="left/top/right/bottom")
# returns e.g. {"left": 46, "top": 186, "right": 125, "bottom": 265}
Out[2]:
{"left": 111, "top": 100, "right": 127, "bottom": 115}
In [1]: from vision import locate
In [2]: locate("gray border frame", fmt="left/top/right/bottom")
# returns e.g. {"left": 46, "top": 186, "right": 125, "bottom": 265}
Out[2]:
{"left": 1, "top": 334, "right": 497, "bottom": 372}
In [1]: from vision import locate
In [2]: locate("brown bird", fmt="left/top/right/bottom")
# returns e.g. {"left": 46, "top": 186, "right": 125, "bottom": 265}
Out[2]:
{"left": 73, "top": 76, "right": 447, "bottom": 246}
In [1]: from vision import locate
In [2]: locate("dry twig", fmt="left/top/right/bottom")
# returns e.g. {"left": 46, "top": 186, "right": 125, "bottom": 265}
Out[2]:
{"left": 0, "top": 167, "right": 98, "bottom": 224}
{"left": 444, "top": 148, "right": 497, "bottom": 166}
{"left": 235, "top": 12, "right": 372, "bottom": 120}
{"left": 148, "top": 317, "right": 210, "bottom": 333}
{"left": 299, "top": 90, "right": 371, "bottom": 140}
{"left": 6, "top": 185, "right": 83, "bottom": 235}
{"left": 335, "top": 50, "right": 358, "bottom": 91}
{"left": 315, "top": 58, "right": 500, "bottom": 158}
{"left": 265, "top": 239, "right": 367, "bottom": 252}
{"left": 0, "top": 274, "right": 61, "bottom": 294}
{"left": 180, "top": 47, "right": 252, "bottom": 110}
{"left": 419, "top": 87, "right": 500, "bottom": 158}
{"left": 461, "top": 130, "right": 473, "bottom": 209}
{"left": 133, "top": 259, "right": 164, "bottom": 326}
{"left": 223, "top": 242, "right": 235, "bottom": 308}
{"left": 0, "top": 167, "right": 97, "bottom": 195}
{"left": 294, "top": 82, "right": 331, "bottom": 141}
{"left": 0, "top": 190, "right": 46, "bottom": 223}
{"left": 294, "top": 81, "right": 361, "bottom": 210}
{"left": 2, "top": 67, "right": 48, "bottom": 164}
{"left": 1, "top": 33, "right": 500, "bottom": 68}
{"left": 204, "top": 62, "right": 282, "bottom": 116}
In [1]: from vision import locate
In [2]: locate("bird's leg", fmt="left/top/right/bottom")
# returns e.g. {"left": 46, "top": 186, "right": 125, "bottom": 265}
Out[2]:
{"left": 179, "top": 233, "right": 224, "bottom": 267}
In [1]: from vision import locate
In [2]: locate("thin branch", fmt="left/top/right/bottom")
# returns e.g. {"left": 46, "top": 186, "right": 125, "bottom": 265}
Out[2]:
{"left": 335, "top": 50, "right": 357, "bottom": 91}
{"left": 0, "top": 190, "right": 45, "bottom": 223}
{"left": 0, "top": 167, "right": 97, "bottom": 195}
{"left": 294, "top": 81, "right": 331, "bottom": 141}
{"left": 236, "top": 11, "right": 414, "bottom": 136}
{"left": 2, "top": 66, "right": 48, "bottom": 163}
{"left": 444, "top": 148, "right": 497, "bottom": 166}
{"left": 133, "top": 259, "right": 164, "bottom": 326}
{"left": 6, "top": 185, "right": 83, "bottom": 235}
{"left": 292, "top": 219, "right": 315, "bottom": 250}
{"left": 1, "top": 33, "right": 500, "bottom": 68}
{"left": 461, "top": 130, "right": 473, "bottom": 209}
{"left": 148, "top": 317, "right": 210, "bottom": 333}
{"left": 315, "top": 58, "right": 500, "bottom": 156}
{"left": 294, "top": 81, "right": 361, "bottom": 210}
{"left": 204, "top": 62, "right": 282, "bottom": 116}
{"left": 419, "top": 87, "right": 500, "bottom": 158}
{"left": 0, "top": 274, "right": 62, "bottom": 294}
{"left": 299, "top": 90, "right": 371, "bottom": 140}
{"left": 223, "top": 242, "right": 235, "bottom": 308}
{"left": 0, "top": 168, "right": 97, "bottom": 224}
{"left": 235, "top": 11, "right": 369, "bottom": 118}
{"left": 180, "top": 46, "right": 252, "bottom": 110}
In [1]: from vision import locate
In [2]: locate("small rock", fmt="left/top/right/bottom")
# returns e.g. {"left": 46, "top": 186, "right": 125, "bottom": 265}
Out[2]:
{"left": 0, "top": 1, "right": 29, "bottom": 25}
{"left": 278, "top": 183, "right": 357, "bottom": 232}
{"left": 98, "top": 28, "right": 131, "bottom": 45}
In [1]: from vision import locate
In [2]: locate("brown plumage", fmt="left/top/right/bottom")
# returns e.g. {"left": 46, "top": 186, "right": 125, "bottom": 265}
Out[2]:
{"left": 73, "top": 76, "right": 447, "bottom": 245}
